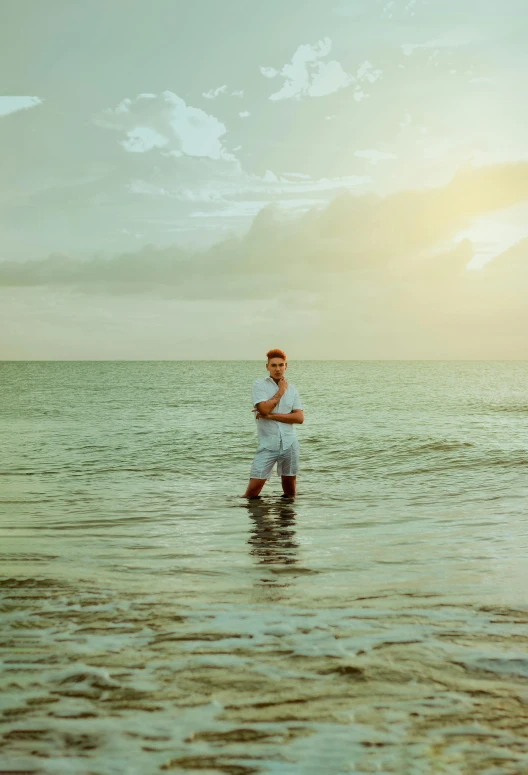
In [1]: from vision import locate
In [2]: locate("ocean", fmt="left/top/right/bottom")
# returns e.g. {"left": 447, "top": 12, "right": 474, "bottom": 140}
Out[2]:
{"left": 1, "top": 361, "right": 528, "bottom": 774}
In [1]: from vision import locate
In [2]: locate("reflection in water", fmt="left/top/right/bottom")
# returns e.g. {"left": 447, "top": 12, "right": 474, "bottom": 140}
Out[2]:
{"left": 246, "top": 497, "right": 299, "bottom": 567}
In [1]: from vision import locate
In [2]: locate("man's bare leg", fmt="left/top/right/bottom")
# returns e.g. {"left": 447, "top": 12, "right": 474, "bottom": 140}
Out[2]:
{"left": 281, "top": 475, "right": 296, "bottom": 498}
{"left": 243, "top": 478, "right": 267, "bottom": 498}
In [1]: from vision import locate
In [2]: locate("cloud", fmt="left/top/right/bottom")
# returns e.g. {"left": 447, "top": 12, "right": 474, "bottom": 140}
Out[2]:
{"left": 2, "top": 162, "right": 526, "bottom": 300}
{"left": 0, "top": 96, "right": 42, "bottom": 118}
{"left": 282, "top": 173, "right": 311, "bottom": 180}
{"left": 468, "top": 150, "right": 528, "bottom": 166}
{"left": 94, "top": 91, "right": 235, "bottom": 161}
{"left": 127, "top": 180, "right": 171, "bottom": 196}
{"left": 459, "top": 212, "right": 528, "bottom": 269}
{"left": 399, "top": 112, "right": 412, "bottom": 131}
{"left": 382, "top": 0, "right": 428, "bottom": 20}
{"left": 356, "top": 61, "right": 383, "bottom": 84}
{"left": 239, "top": 111, "right": 251, "bottom": 119}
{"left": 3, "top": 162, "right": 528, "bottom": 357}
{"left": 120, "top": 167, "right": 370, "bottom": 220}
{"left": 355, "top": 149, "right": 397, "bottom": 164}
{"left": 483, "top": 236, "right": 528, "bottom": 278}
{"left": 351, "top": 60, "right": 383, "bottom": 101}
{"left": 313, "top": 163, "right": 528, "bottom": 262}
{"left": 189, "top": 197, "right": 327, "bottom": 219}
{"left": 202, "top": 85, "right": 228, "bottom": 100}
{"left": 262, "top": 38, "right": 353, "bottom": 101}
{"left": 121, "top": 126, "right": 169, "bottom": 153}
{"left": 260, "top": 67, "right": 278, "bottom": 79}
{"left": 402, "top": 27, "right": 478, "bottom": 57}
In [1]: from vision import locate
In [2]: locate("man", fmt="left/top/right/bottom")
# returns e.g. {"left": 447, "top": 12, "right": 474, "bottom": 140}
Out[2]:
{"left": 243, "top": 349, "right": 304, "bottom": 499}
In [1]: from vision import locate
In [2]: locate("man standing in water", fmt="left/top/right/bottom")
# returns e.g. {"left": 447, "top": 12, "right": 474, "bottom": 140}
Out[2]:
{"left": 243, "top": 349, "right": 304, "bottom": 499}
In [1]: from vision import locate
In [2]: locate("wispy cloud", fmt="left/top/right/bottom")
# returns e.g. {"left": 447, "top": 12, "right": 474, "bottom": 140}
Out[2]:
{"left": 202, "top": 85, "right": 228, "bottom": 100}
{"left": 0, "top": 96, "right": 42, "bottom": 118}
{"left": 119, "top": 168, "right": 370, "bottom": 214}
{"left": 355, "top": 149, "right": 398, "bottom": 164}
{"left": 402, "top": 27, "right": 478, "bottom": 57}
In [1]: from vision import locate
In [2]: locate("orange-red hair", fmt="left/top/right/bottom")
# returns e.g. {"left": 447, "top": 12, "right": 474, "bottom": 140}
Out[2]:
{"left": 266, "top": 349, "right": 287, "bottom": 362}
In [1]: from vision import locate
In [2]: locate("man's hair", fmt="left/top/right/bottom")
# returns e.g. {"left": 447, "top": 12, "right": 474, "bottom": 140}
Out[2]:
{"left": 266, "top": 348, "right": 286, "bottom": 362}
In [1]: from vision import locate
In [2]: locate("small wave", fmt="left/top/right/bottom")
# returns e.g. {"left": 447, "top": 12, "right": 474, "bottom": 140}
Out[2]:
{"left": 488, "top": 404, "right": 528, "bottom": 413}
{"left": 0, "top": 470, "right": 61, "bottom": 476}
{"left": 415, "top": 441, "right": 474, "bottom": 452}
{"left": 390, "top": 455, "right": 527, "bottom": 476}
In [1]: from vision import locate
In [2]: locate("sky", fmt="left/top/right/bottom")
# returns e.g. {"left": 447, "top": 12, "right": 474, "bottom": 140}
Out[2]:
{"left": 1, "top": 0, "right": 527, "bottom": 359}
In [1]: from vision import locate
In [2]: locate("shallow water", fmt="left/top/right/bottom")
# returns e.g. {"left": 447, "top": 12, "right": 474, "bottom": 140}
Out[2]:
{"left": 1, "top": 361, "right": 528, "bottom": 774}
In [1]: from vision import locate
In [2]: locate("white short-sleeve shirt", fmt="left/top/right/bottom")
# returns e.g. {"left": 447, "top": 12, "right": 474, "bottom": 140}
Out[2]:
{"left": 251, "top": 376, "right": 303, "bottom": 451}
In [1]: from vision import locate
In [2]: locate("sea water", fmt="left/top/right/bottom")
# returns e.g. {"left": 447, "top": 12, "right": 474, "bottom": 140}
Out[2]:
{"left": 1, "top": 361, "right": 528, "bottom": 774}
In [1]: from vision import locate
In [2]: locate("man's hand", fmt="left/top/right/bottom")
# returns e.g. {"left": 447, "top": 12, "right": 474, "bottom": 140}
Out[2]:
{"left": 252, "top": 408, "right": 303, "bottom": 424}
{"left": 277, "top": 377, "right": 288, "bottom": 396}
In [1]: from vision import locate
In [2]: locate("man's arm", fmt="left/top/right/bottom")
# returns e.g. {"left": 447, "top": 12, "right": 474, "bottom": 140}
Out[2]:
{"left": 254, "top": 378, "right": 288, "bottom": 416}
{"left": 255, "top": 392, "right": 281, "bottom": 416}
{"left": 255, "top": 409, "right": 304, "bottom": 424}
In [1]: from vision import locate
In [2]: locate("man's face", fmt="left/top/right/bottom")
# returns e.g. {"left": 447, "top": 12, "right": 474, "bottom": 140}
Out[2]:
{"left": 266, "top": 358, "right": 287, "bottom": 381}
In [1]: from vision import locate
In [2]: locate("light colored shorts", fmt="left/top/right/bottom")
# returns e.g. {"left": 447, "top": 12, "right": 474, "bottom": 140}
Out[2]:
{"left": 250, "top": 440, "right": 300, "bottom": 480}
